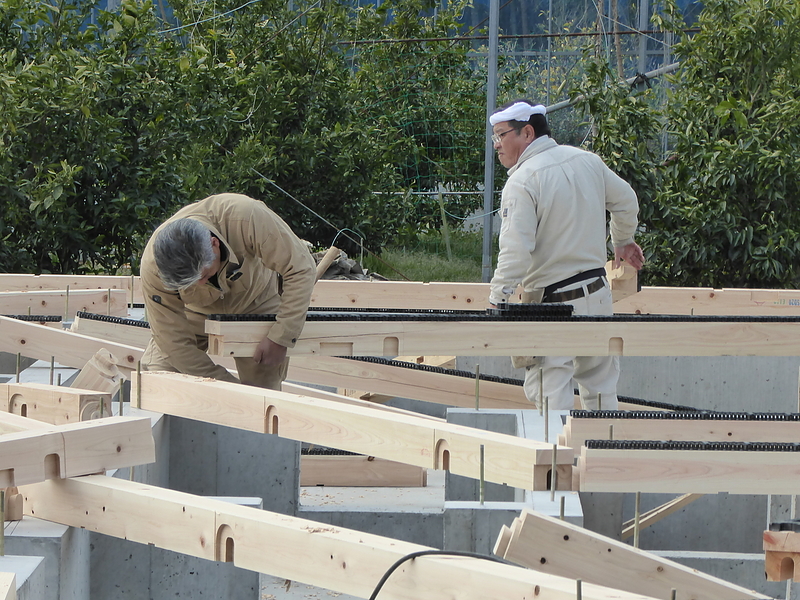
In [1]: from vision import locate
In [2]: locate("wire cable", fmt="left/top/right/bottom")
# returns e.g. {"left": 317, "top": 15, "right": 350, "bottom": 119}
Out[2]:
{"left": 369, "top": 550, "right": 510, "bottom": 600}
{"left": 160, "top": 0, "right": 265, "bottom": 33}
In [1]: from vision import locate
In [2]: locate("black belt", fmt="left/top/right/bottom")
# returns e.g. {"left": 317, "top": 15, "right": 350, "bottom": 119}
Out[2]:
{"left": 542, "top": 268, "right": 608, "bottom": 303}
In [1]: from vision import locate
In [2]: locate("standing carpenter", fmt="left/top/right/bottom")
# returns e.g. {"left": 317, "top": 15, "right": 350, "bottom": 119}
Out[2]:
{"left": 488, "top": 100, "right": 644, "bottom": 410}
{"left": 140, "top": 193, "right": 316, "bottom": 390}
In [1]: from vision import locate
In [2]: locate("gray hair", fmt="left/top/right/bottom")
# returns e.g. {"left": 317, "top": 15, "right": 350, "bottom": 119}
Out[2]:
{"left": 153, "top": 218, "right": 215, "bottom": 291}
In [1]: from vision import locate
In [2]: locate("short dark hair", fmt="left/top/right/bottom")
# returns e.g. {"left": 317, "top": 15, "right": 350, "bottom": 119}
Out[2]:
{"left": 153, "top": 218, "right": 215, "bottom": 291}
{"left": 496, "top": 98, "right": 552, "bottom": 138}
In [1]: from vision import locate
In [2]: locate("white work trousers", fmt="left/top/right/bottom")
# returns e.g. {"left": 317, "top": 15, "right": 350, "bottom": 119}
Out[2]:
{"left": 522, "top": 279, "right": 619, "bottom": 411}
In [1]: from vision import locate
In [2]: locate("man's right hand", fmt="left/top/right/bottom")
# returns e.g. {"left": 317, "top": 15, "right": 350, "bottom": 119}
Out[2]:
{"left": 613, "top": 242, "right": 645, "bottom": 270}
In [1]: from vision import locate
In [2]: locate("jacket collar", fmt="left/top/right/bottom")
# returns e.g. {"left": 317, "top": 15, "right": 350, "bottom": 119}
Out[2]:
{"left": 508, "top": 135, "right": 557, "bottom": 176}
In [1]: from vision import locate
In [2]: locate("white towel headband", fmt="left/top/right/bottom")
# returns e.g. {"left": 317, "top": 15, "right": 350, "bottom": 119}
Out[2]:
{"left": 489, "top": 102, "right": 546, "bottom": 126}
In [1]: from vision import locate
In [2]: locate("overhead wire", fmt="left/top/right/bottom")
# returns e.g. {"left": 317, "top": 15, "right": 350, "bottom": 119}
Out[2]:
{"left": 247, "top": 165, "right": 412, "bottom": 280}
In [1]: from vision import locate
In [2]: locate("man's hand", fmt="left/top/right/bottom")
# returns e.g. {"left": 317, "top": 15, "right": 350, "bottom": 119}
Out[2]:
{"left": 614, "top": 242, "right": 645, "bottom": 270}
{"left": 253, "top": 336, "right": 288, "bottom": 366}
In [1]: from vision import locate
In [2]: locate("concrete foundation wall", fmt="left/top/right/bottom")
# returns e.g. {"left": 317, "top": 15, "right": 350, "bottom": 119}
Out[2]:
{"left": 88, "top": 534, "right": 261, "bottom": 599}
{"left": 656, "top": 552, "right": 797, "bottom": 599}
{"left": 167, "top": 416, "right": 300, "bottom": 515}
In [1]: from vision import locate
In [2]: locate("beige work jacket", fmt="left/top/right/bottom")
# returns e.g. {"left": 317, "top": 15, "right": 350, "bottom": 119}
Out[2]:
{"left": 140, "top": 193, "right": 316, "bottom": 380}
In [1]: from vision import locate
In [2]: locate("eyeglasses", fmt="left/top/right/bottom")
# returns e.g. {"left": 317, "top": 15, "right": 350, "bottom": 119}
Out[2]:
{"left": 491, "top": 127, "right": 517, "bottom": 145}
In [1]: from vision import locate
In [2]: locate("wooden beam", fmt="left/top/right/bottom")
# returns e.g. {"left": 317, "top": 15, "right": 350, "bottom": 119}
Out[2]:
{"left": 300, "top": 455, "right": 427, "bottom": 487}
{"left": 764, "top": 530, "right": 800, "bottom": 581}
{"left": 0, "top": 573, "right": 15, "bottom": 600}
{"left": 0, "top": 316, "right": 142, "bottom": 372}
{"left": 620, "top": 494, "right": 704, "bottom": 540}
{"left": 315, "top": 246, "right": 343, "bottom": 280}
{"left": 313, "top": 278, "right": 800, "bottom": 316}
{"left": 20, "top": 476, "right": 658, "bottom": 600}
{"left": 9, "top": 315, "right": 458, "bottom": 423}
{"left": 206, "top": 318, "right": 800, "bottom": 358}
{"left": 494, "top": 509, "right": 767, "bottom": 600}
{"left": 288, "top": 356, "right": 530, "bottom": 410}
{"left": 4, "top": 273, "right": 800, "bottom": 316}
{"left": 336, "top": 355, "right": 456, "bottom": 404}
{"left": 0, "top": 412, "right": 50, "bottom": 434}
{"left": 606, "top": 261, "right": 638, "bottom": 302}
{"left": 0, "top": 289, "right": 128, "bottom": 318}
{"left": 282, "top": 382, "right": 444, "bottom": 422}
{"left": 614, "top": 286, "right": 800, "bottom": 316}
{"left": 577, "top": 445, "right": 800, "bottom": 494}
{"left": 70, "top": 350, "right": 126, "bottom": 395}
{"left": 560, "top": 415, "right": 800, "bottom": 449}
{"left": 68, "top": 316, "right": 531, "bottom": 410}
{"left": 133, "top": 371, "right": 572, "bottom": 491}
{"left": 1, "top": 383, "right": 111, "bottom": 424}
{"left": 0, "top": 274, "right": 142, "bottom": 305}
{"left": 311, "top": 280, "right": 493, "bottom": 310}
{"left": 2, "top": 487, "right": 23, "bottom": 521}
{"left": 70, "top": 313, "right": 152, "bottom": 347}
{"left": 0, "top": 415, "right": 155, "bottom": 487}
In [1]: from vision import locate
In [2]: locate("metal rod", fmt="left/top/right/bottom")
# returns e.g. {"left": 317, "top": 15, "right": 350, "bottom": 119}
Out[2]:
{"left": 15, "top": 352, "right": 21, "bottom": 384}
{"left": 670, "top": 589, "right": 676, "bottom": 600}
{"left": 544, "top": 395, "right": 549, "bottom": 443}
{"left": 767, "top": 494, "right": 773, "bottom": 531}
{"left": 550, "top": 443, "right": 557, "bottom": 502}
{"left": 475, "top": 364, "right": 480, "bottom": 410}
{"left": 107, "top": 288, "right": 112, "bottom": 315}
{"left": 64, "top": 285, "right": 70, "bottom": 321}
{"left": 576, "top": 579, "right": 582, "bottom": 600}
{"left": 634, "top": 491, "right": 642, "bottom": 548}
{"left": 480, "top": 0, "right": 499, "bottom": 283}
{"left": 118, "top": 380, "right": 123, "bottom": 417}
{"left": 789, "top": 491, "right": 797, "bottom": 600}
{"left": 479, "top": 444, "right": 485, "bottom": 505}
{"left": 609, "top": 424, "right": 614, "bottom": 441}
{"left": 0, "top": 489, "right": 4, "bottom": 556}
{"left": 598, "top": 392, "right": 602, "bottom": 411}
{"left": 538, "top": 367, "right": 544, "bottom": 416}
{"left": 546, "top": 61, "right": 681, "bottom": 113}
{"left": 50, "top": 356, "right": 55, "bottom": 385}
{"left": 136, "top": 361, "right": 142, "bottom": 409}
{"left": 130, "top": 274, "right": 135, "bottom": 310}
{"left": 57, "top": 373, "right": 62, "bottom": 386}
{"left": 560, "top": 495, "right": 565, "bottom": 520}
{"left": 436, "top": 184, "right": 453, "bottom": 261}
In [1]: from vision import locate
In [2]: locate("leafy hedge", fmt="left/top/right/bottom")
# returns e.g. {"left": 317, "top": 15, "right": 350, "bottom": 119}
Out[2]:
{"left": 4, "top": 0, "right": 800, "bottom": 289}
{"left": 0, "top": 0, "right": 484, "bottom": 273}
{"left": 575, "top": 0, "right": 800, "bottom": 288}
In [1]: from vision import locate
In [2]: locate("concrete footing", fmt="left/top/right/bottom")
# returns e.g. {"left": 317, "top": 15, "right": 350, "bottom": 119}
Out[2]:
{"left": 0, "top": 556, "right": 46, "bottom": 600}
{"left": 2, "top": 518, "right": 88, "bottom": 600}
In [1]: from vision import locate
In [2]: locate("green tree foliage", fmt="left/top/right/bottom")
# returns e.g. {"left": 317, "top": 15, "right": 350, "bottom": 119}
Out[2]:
{"left": 571, "top": 57, "right": 663, "bottom": 225}
{"left": 0, "top": 0, "right": 480, "bottom": 273}
{"left": 578, "top": 0, "right": 800, "bottom": 288}
{"left": 0, "top": 0, "right": 185, "bottom": 273}
{"left": 648, "top": 0, "right": 800, "bottom": 287}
